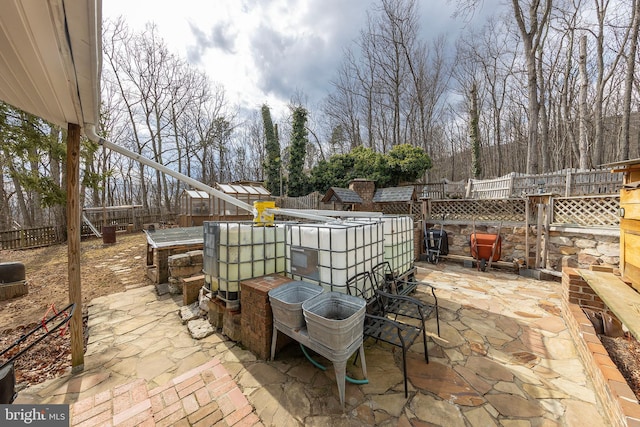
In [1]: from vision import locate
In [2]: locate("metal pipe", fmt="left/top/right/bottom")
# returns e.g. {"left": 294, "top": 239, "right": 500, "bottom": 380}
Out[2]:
{"left": 84, "top": 125, "right": 341, "bottom": 223}
{"left": 283, "top": 210, "right": 383, "bottom": 218}
{"left": 269, "top": 208, "right": 338, "bottom": 222}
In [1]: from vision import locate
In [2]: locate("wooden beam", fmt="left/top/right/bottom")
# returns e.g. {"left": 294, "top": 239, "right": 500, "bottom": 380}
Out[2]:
{"left": 579, "top": 269, "right": 640, "bottom": 342}
{"left": 611, "top": 165, "right": 640, "bottom": 173}
{"left": 67, "top": 123, "right": 84, "bottom": 372}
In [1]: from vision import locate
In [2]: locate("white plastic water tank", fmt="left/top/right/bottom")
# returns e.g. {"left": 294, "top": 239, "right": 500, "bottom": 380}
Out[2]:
{"left": 204, "top": 222, "right": 286, "bottom": 301}
{"left": 348, "top": 215, "right": 414, "bottom": 276}
{"left": 286, "top": 220, "right": 384, "bottom": 293}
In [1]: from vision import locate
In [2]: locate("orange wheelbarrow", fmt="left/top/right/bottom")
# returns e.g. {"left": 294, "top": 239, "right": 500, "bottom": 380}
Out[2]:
{"left": 470, "top": 223, "right": 502, "bottom": 272}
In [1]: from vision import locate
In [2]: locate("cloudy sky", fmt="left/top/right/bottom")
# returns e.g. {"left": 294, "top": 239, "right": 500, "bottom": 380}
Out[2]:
{"left": 102, "top": 0, "right": 497, "bottom": 119}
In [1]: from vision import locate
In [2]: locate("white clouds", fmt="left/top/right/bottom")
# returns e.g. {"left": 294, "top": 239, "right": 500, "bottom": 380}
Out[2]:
{"left": 101, "top": 0, "right": 497, "bottom": 120}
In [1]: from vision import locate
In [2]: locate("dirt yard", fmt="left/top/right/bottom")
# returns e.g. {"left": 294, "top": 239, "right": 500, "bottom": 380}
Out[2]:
{"left": 0, "top": 232, "right": 151, "bottom": 389}
{"left": 0, "top": 232, "right": 151, "bottom": 328}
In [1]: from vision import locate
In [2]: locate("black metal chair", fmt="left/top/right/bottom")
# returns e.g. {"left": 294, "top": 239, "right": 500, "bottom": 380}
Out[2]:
{"left": 346, "top": 271, "right": 428, "bottom": 397}
{"left": 371, "top": 261, "right": 440, "bottom": 337}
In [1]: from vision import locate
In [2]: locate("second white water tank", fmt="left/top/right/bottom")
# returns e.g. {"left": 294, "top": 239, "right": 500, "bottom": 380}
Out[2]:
{"left": 285, "top": 220, "right": 384, "bottom": 293}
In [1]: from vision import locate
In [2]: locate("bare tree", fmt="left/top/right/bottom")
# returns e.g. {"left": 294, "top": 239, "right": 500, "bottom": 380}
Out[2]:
{"left": 511, "top": 0, "right": 553, "bottom": 174}
{"left": 621, "top": 0, "right": 640, "bottom": 159}
{"left": 578, "top": 35, "right": 590, "bottom": 169}
{"left": 589, "top": 0, "right": 630, "bottom": 166}
{"left": 326, "top": 0, "right": 450, "bottom": 165}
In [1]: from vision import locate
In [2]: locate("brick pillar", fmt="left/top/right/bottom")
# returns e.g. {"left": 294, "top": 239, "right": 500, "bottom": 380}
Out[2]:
{"left": 240, "top": 274, "right": 292, "bottom": 360}
{"left": 349, "top": 179, "right": 376, "bottom": 211}
{"left": 563, "top": 267, "right": 608, "bottom": 313}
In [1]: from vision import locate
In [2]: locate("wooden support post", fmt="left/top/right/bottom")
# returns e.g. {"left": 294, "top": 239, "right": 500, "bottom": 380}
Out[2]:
{"left": 525, "top": 201, "right": 530, "bottom": 267}
{"left": 542, "top": 203, "right": 551, "bottom": 269}
{"left": 67, "top": 123, "right": 84, "bottom": 372}
{"left": 536, "top": 203, "right": 544, "bottom": 269}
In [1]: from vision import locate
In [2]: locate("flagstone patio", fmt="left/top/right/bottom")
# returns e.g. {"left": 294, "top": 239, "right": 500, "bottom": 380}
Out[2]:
{"left": 14, "top": 261, "right": 611, "bottom": 426}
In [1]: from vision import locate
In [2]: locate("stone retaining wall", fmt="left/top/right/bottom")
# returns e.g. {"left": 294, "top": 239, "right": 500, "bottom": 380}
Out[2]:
{"left": 436, "top": 224, "right": 619, "bottom": 272}
{"left": 168, "top": 250, "right": 204, "bottom": 305}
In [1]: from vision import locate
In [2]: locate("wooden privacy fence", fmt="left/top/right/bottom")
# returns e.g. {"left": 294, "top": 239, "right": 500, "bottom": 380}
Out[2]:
{"left": 419, "top": 168, "right": 623, "bottom": 200}
{"left": 0, "top": 226, "right": 62, "bottom": 249}
{"left": 509, "top": 169, "right": 622, "bottom": 197}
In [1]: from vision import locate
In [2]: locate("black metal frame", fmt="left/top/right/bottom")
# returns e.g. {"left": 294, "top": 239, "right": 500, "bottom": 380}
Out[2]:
{"left": 424, "top": 223, "right": 447, "bottom": 264}
{"left": 346, "top": 271, "right": 432, "bottom": 397}
{"left": 371, "top": 261, "right": 440, "bottom": 337}
{"left": 0, "top": 302, "right": 75, "bottom": 404}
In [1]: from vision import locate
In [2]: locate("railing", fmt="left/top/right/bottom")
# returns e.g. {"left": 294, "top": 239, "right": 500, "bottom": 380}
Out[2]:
{"left": 0, "top": 212, "right": 173, "bottom": 250}
{"left": 82, "top": 206, "right": 171, "bottom": 237}
{"left": 421, "top": 181, "right": 466, "bottom": 199}
{"left": 0, "top": 226, "right": 62, "bottom": 249}
{"left": 82, "top": 205, "right": 168, "bottom": 231}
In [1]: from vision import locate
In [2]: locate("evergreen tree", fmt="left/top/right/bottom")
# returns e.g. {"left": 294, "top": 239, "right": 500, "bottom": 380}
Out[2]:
{"left": 261, "top": 105, "right": 281, "bottom": 196}
{"left": 287, "top": 107, "right": 308, "bottom": 196}
{"left": 308, "top": 144, "right": 432, "bottom": 192}
{"left": 387, "top": 144, "right": 432, "bottom": 185}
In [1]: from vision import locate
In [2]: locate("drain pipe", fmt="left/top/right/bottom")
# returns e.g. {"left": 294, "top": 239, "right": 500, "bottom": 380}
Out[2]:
{"left": 84, "top": 126, "right": 337, "bottom": 223}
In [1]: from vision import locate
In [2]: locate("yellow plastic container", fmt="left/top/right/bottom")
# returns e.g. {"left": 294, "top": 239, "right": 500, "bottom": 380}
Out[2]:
{"left": 254, "top": 200, "right": 276, "bottom": 225}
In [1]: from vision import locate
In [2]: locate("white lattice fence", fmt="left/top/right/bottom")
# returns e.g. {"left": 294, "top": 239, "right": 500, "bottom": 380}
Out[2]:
{"left": 429, "top": 199, "right": 527, "bottom": 222}
{"left": 552, "top": 195, "right": 619, "bottom": 227}
{"left": 379, "top": 203, "right": 422, "bottom": 222}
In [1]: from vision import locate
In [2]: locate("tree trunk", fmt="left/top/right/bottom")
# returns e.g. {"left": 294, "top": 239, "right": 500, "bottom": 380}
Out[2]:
{"left": 525, "top": 43, "right": 539, "bottom": 174}
{"left": 470, "top": 82, "right": 482, "bottom": 178}
{"left": 0, "top": 158, "right": 10, "bottom": 230}
{"left": 579, "top": 35, "right": 590, "bottom": 170}
{"left": 621, "top": 0, "right": 640, "bottom": 160}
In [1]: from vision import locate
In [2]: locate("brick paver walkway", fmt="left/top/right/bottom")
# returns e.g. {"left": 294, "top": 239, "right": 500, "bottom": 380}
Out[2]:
{"left": 70, "top": 359, "right": 259, "bottom": 427}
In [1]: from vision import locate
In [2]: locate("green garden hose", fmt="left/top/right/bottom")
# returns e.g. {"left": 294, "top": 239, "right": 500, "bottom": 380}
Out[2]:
{"left": 299, "top": 344, "right": 369, "bottom": 385}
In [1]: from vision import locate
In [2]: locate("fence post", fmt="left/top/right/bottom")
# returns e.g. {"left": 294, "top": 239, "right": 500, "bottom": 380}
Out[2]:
{"left": 508, "top": 173, "right": 515, "bottom": 198}
{"left": 465, "top": 180, "right": 473, "bottom": 199}
{"left": 565, "top": 169, "right": 572, "bottom": 197}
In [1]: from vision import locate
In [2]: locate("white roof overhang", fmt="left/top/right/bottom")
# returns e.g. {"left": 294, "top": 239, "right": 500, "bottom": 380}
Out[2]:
{"left": 0, "top": 0, "right": 101, "bottom": 129}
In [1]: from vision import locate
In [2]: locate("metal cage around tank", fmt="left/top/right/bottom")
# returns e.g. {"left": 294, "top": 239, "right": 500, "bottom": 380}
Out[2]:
{"left": 285, "top": 220, "right": 385, "bottom": 294}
